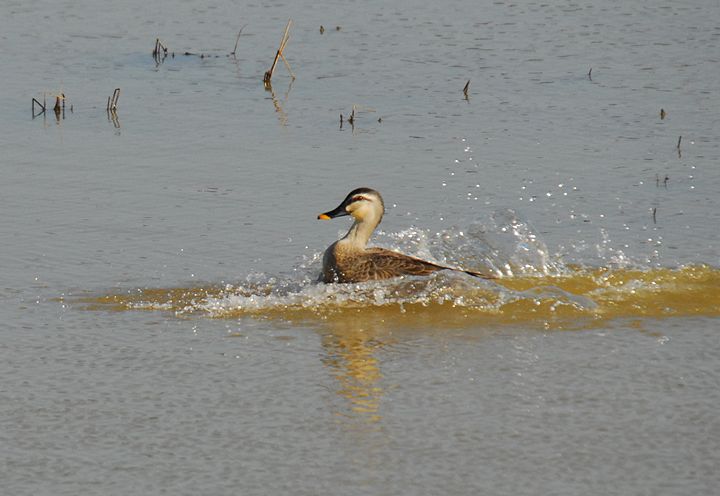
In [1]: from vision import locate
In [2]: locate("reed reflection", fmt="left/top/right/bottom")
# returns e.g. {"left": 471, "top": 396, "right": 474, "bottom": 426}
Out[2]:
{"left": 107, "top": 109, "right": 120, "bottom": 129}
{"left": 265, "top": 78, "right": 293, "bottom": 127}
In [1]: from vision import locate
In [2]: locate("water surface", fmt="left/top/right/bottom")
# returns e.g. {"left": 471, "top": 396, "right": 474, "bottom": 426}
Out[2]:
{"left": 2, "top": 0, "right": 720, "bottom": 494}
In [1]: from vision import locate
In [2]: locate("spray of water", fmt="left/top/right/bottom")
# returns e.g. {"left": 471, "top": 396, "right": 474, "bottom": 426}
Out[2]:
{"left": 79, "top": 210, "right": 720, "bottom": 327}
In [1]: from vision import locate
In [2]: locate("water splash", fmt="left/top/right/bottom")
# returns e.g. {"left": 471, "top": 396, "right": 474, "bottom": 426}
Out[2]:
{"left": 377, "top": 208, "right": 565, "bottom": 277}
{"left": 77, "top": 213, "right": 720, "bottom": 329}
{"left": 79, "top": 265, "right": 720, "bottom": 329}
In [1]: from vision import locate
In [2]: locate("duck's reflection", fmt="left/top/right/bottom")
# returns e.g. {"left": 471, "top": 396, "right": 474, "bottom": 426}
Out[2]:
{"left": 319, "top": 325, "right": 390, "bottom": 426}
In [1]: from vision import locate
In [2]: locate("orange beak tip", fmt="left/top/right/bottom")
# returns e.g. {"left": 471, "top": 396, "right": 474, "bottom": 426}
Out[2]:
{"left": 318, "top": 214, "right": 331, "bottom": 220}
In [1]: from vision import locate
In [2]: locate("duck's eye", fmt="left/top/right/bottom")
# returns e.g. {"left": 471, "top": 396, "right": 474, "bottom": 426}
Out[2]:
{"left": 352, "top": 195, "right": 368, "bottom": 202}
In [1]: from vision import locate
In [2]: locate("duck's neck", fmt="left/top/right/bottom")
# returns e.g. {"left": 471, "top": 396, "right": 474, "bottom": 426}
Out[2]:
{"left": 341, "top": 216, "right": 379, "bottom": 250}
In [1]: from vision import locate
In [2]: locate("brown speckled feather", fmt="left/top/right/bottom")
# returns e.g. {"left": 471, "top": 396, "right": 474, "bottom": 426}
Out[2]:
{"left": 325, "top": 247, "right": 446, "bottom": 283}
{"left": 358, "top": 248, "right": 446, "bottom": 280}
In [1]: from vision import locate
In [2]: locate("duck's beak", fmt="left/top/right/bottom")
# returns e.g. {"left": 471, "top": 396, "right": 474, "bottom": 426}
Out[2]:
{"left": 317, "top": 203, "right": 349, "bottom": 220}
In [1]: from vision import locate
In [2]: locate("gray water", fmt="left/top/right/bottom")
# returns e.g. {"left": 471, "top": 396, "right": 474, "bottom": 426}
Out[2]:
{"left": 2, "top": 0, "right": 720, "bottom": 494}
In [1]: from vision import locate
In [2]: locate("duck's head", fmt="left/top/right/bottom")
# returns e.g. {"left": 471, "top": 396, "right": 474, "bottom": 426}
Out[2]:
{"left": 318, "top": 187, "right": 385, "bottom": 223}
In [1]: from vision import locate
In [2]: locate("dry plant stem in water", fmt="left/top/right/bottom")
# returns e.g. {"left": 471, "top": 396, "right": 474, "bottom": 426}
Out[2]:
{"left": 230, "top": 26, "right": 246, "bottom": 56}
{"left": 31, "top": 97, "right": 46, "bottom": 117}
{"left": 106, "top": 88, "right": 120, "bottom": 111}
{"left": 264, "top": 19, "right": 294, "bottom": 85}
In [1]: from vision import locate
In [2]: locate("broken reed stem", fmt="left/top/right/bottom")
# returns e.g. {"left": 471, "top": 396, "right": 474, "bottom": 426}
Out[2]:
{"left": 32, "top": 97, "right": 46, "bottom": 116}
{"left": 107, "top": 88, "right": 120, "bottom": 111}
{"left": 652, "top": 207, "right": 657, "bottom": 224}
{"left": 153, "top": 38, "right": 169, "bottom": 65}
{"left": 588, "top": 67, "right": 592, "bottom": 80}
{"left": 264, "top": 50, "right": 282, "bottom": 83}
{"left": 463, "top": 80, "right": 470, "bottom": 98}
{"left": 280, "top": 52, "right": 295, "bottom": 79}
{"left": 264, "top": 19, "right": 293, "bottom": 84}
{"left": 676, "top": 135, "right": 682, "bottom": 149}
{"left": 112, "top": 88, "right": 120, "bottom": 109}
{"left": 32, "top": 92, "right": 66, "bottom": 119}
{"left": 279, "top": 19, "right": 292, "bottom": 54}
{"left": 153, "top": 38, "right": 168, "bottom": 56}
{"left": 231, "top": 26, "right": 246, "bottom": 56}
{"left": 277, "top": 23, "right": 294, "bottom": 78}
{"left": 53, "top": 93, "right": 64, "bottom": 113}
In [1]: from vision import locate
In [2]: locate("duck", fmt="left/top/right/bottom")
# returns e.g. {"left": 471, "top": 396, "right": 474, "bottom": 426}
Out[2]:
{"left": 317, "top": 187, "right": 496, "bottom": 283}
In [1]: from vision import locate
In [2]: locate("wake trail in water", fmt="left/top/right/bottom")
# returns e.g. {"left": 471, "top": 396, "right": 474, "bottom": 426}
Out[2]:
{"left": 77, "top": 210, "right": 720, "bottom": 327}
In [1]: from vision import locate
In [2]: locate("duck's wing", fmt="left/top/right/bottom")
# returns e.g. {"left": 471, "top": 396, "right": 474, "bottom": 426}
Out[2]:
{"left": 359, "top": 248, "right": 496, "bottom": 281}
{"left": 354, "top": 248, "right": 448, "bottom": 280}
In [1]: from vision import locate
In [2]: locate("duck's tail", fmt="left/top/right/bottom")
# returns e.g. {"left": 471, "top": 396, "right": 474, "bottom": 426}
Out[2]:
{"left": 458, "top": 268, "right": 499, "bottom": 280}
{"left": 433, "top": 262, "right": 498, "bottom": 280}
{"left": 425, "top": 258, "right": 498, "bottom": 280}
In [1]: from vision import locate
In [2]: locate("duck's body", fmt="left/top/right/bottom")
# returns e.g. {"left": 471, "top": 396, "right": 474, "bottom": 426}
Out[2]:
{"left": 321, "top": 241, "right": 448, "bottom": 284}
{"left": 318, "top": 188, "right": 494, "bottom": 283}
